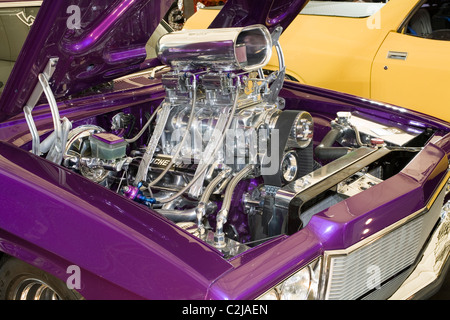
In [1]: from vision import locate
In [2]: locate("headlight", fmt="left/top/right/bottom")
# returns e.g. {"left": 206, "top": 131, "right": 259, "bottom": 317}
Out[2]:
{"left": 258, "top": 257, "right": 322, "bottom": 300}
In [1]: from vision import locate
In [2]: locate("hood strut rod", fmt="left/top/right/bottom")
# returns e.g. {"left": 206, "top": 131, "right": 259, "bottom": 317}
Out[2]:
{"left": 23, "top": 58, "right": 72, "bottom": 165}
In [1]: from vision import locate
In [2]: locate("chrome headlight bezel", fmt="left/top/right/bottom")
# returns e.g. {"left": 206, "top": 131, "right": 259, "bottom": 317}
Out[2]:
{"left": 257, "top": 257, "right": 322, "bottom": 300}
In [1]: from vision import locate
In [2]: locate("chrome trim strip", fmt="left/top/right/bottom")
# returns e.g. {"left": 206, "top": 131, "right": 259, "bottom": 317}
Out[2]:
{"left": 0, "top": 1, "right": 42, "bottom": 8}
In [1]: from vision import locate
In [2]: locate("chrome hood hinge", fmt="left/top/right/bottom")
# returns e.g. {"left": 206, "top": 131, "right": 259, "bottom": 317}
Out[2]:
{"left": 23, "top": 58, "right": 72, "bottom": 164}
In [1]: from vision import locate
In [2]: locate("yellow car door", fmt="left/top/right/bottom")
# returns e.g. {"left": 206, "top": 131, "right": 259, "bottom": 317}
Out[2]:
{"left": 372, "top": 4, "right": 450, "bottom": 122}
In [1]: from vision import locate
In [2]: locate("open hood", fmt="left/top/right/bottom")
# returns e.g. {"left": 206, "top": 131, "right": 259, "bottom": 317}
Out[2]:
{"left": 208, "top": 0, "right": 309, "bottom": 34}
{"left": 0, "top": 0, "right": 309, "bottom": 122}
{"left": 0, "top": 0, "right": 172, "bottom": 121}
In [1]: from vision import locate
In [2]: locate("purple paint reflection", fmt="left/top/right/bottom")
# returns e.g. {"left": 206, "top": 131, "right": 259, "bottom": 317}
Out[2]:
{"left": 68, "top": 0, "right": 137, "bottom": 53}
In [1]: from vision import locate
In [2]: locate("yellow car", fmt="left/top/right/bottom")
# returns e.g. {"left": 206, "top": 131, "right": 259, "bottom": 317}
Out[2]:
{"left": 184, "top": 0, "right": 450, "bottom": 122}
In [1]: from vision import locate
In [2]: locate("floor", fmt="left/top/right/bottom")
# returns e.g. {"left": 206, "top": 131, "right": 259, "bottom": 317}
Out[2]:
{"left": 429, "top": 268, "right": 450, "bottom": 300}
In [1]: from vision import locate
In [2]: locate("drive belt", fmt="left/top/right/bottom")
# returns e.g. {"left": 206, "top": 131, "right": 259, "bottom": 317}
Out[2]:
{"left": 262, "top": 110, "right": 299, "bottom": 187}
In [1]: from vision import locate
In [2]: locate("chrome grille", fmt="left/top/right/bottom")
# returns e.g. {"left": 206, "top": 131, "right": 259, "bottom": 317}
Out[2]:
{"left": 325, "top": 215, "right": 425, "bottom": 300}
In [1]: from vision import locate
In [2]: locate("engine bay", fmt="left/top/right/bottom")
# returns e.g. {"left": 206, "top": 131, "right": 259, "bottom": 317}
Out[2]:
{"left": 31, "top": 25, "right": 430, "bottom": 257}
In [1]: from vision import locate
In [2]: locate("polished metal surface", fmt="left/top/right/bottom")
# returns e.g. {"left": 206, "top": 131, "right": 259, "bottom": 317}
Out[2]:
{"left": 272, "top": 147, "right": 387, "bottom": 235}
{"left": 289, "top": 111, "right": 314, "bottom": 149}
{"left": 24, "top": 58, "right": 59, "bottom": 157}
{"left": 334, "top": 113, "right": 421, "bottom": 147}
{"left": 188, "top": 106, "right": 232, "bottom": 198}
{"left": 13, "top": 279, "right": 60, "bottom": 300}
{"left": 157, "top": 25, "right": 272, "bottom": 71}
{"left": 281, "top": 151, "right": 298, "bottom": 183}
{"left": 135, "top": 102, "right": 172, "bottom": 184}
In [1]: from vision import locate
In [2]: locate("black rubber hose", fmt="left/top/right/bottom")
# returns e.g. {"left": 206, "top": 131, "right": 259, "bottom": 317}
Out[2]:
{"left": 315, "top": 128, "right": 352, "bottom": 161}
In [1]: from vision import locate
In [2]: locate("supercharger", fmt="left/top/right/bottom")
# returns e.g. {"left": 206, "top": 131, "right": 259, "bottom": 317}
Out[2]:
{"left": 63, "top": 25, "right": 315, "bottom": 255}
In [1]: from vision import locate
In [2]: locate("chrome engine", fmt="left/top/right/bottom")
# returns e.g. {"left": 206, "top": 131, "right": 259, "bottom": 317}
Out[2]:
{"left": 59, "top": 25, "right": 426, "bottom": 256}
{"left": 60, "top": 25, "right": 316, "bottom": 254}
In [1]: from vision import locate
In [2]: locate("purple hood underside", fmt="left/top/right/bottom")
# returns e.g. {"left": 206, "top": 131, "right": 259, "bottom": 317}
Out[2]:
{"left": 0, "top": 0, "right": 173, "bottom": 121}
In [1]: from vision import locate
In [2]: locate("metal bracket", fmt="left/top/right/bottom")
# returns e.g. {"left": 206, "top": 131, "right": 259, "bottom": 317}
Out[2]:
{"left": 265, "top": 26, "right": 286, "bottom": 105}
{"left": 23, "top": 58, "right": 72, "bottom": 164}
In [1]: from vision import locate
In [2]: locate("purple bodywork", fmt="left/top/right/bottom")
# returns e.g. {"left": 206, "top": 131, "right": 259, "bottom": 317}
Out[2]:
{"left": 0, "top": 0, "right": 449, "bottom": 300}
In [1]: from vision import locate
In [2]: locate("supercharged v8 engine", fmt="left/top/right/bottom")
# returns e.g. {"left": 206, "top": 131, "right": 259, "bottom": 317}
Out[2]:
{"left": 137, "top": 25, "right": 315, "bottom": 252}
{"left": 62, "top": 25, "right": 315, "bottom": 254}
{"left": 58, "top": 25, "right": 427, "bottom": 256}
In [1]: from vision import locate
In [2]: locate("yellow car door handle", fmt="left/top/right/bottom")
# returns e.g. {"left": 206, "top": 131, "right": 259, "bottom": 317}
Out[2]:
{"left": 387, "top": 51, "right": 408, "bottom": 60}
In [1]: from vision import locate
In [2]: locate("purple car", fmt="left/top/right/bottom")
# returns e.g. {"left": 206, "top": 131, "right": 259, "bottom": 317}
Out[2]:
{"left": 0, "top": 0, "right": 448, "bottom": 301}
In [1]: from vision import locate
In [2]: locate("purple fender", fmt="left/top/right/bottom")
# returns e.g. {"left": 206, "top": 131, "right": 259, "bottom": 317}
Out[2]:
{"left": 0, "top": 141, "right": 233, "bottom": 299}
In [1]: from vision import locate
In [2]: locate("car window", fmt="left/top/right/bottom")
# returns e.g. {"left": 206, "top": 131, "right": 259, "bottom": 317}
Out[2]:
{"left": 300, "top": 0, "right": 389, "bottom": 18}
{"left": 404, "top": 0, "right": 450, "bottom": 40}
{"left": 0, "top": 3, "right": 40, "bottom": 98}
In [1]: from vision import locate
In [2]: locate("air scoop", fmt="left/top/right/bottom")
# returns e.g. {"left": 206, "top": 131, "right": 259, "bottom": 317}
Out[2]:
{"left": 156, "top": 25, "right": 272, "bottom": 71}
